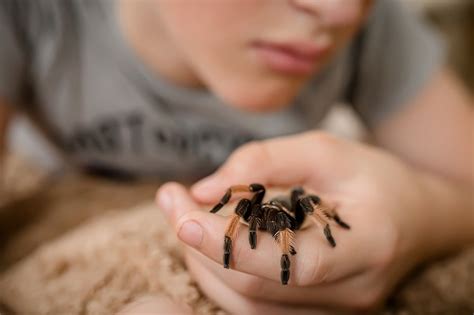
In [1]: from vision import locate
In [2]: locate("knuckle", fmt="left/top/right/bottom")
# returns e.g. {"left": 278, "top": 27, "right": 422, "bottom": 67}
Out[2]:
{"left": 304, "top": 131, "right": 340, "bottom": 163}
{"left": 294, "top": 247, "right": 329, "bottom": 286}
{"left": 350, "top": 289, "right": 383, "bottom": 311}
{"left": 225, "top": 141, "right": 269, "bottom": 177}
{"left": 307, "top": 131, "right": 338, "bottom": 147}
{"left": 219, "top": 241, "right": 264, "bottom": 295}
{"left": 235, "top": 141, "right": 268, "bottom": 162}
{"left": 231, "top": 275, "right": 264, "bottom": 297}
{"left": 231, "top": 236, "right": 251, "bottom": 270}
{"left": 371, "top": 225, "right": 399, "bottom": 269}
{"left": 226, "top": 236, "right": 264, "bottom": 296}
{"left": 373, "top": 245, "right": 396, "bottom": 270}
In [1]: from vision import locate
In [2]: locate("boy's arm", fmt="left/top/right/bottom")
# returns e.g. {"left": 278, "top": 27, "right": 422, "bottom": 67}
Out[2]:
{"left": 374, "top": 67, "right": 474, "bottom": 255}
{"left": 374, "top": 68, "right": 473, "bottom": 183}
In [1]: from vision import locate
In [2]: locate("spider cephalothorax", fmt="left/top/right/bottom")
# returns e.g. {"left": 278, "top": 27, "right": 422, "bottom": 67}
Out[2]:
{"left": 209, "top": 183, "right": 350, "bottom": 285}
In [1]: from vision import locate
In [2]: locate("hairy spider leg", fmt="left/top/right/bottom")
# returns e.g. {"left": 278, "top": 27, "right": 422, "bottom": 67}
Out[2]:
{"left": 262, "top": 202, "right": 297, "bottom": 255}
{"left": 262, "top": 202, "right": 298, "bottom": 255}
{"left": 273, "top": 212, "right": 296, "bottom": 285}
{"left": 306, "top": 195, "right": 351, "bottom": 229}
{"left": 299, "top": 196, "right": 337, "bottom": 247}
{"left": 333, "top": 214, "right": 350, "bottom": 229}
{"left": 223, "top": 198, "right": 251, "bottom": 268}
{"left": 261, "top": 204, "right": 299, "bottom": 284}
{"left": 290, "top": 187, "right": 306, "bottom": 229}
{"left": 314, "top": 206, "right": 351, "bottom": 231}
{"left": 248, "top": 203, "right": 263, "bottom": 249}
{"left": 210, "top": 183, "right": 265, "bottom": 214}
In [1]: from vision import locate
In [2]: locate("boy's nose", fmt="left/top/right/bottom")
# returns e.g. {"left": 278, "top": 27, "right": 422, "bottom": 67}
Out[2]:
{"left": 289, "top": 0, "right": 364, "bottom": 27}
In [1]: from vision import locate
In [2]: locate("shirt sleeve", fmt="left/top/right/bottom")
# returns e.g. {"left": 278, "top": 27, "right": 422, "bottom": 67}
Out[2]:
{"left": 0, "top": 0, "right": 28, "bottom": 106}
{"left": 349, "top": 0, "right": 445, "bottom": 128}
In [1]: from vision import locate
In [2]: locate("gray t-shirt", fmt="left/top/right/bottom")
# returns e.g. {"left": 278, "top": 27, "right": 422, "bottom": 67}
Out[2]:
{"left": 0, "top": 0, "right": 443, "bottom": 181}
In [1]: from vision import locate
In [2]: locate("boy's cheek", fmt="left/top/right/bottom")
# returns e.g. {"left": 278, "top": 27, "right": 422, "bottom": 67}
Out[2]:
{"left": 324, "top": 3, "right": 365, "bottom": 27}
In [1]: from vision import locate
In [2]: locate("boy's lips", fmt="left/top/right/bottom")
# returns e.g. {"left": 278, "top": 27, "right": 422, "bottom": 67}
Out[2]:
{"left": 251, "top": 39, "right": 331, "bottom": 75}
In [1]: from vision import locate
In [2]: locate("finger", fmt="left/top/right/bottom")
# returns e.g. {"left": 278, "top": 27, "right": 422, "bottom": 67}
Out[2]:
{"left": 185, "top": 252, "right": 335, "bottom": 315}
{"left": 191, "top": 131, "right": 340, "bottom": 204}
{"left": 156, "top": 182, "right": 201, "bottom": 225}
{"left": 174, "top": 208, "right": 366, "bottom": 286}
{"left": 187, "top": 249, "right": 379, "bottom": 310}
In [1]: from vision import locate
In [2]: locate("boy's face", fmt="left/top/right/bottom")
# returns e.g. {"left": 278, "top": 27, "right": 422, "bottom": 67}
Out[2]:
{"left": 152, "top": 0, "right": 372, "bottom": 111}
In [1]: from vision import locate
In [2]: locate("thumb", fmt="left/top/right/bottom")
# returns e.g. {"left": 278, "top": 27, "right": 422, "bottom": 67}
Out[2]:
{"left": 191, "top": 132, "right": 339, "bottom": 204}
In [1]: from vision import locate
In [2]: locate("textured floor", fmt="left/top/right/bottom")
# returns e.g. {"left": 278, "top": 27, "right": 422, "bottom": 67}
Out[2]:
{"left": 0, "top": 156, "right": 473, "bottom": 315}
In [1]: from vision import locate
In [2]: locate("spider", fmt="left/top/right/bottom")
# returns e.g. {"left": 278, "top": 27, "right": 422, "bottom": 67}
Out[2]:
{"left": 209, "top": 183, "right": 350, "bottom": 285}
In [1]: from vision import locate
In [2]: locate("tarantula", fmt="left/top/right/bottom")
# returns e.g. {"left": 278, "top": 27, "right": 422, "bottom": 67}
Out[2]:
{"left": 209, "top": 183, "right": 350, "bottom": 285}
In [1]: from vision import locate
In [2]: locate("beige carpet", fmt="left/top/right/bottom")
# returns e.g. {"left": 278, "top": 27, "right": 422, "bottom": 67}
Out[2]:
{"left": 0, "top": 156, "right": 473, "bottom": 315}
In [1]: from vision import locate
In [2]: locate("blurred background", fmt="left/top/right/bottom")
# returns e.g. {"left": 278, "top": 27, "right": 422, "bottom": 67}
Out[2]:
{"left": 403, "top": 0, "right": 473, "bottom": 90}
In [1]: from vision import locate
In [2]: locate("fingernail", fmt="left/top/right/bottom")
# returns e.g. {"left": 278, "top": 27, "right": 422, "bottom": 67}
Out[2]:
{"left": 178, "top": 221, "right": 203, "bottom": 248}
{"left": 158, "top": 190, "right": 174, "bottom": 218}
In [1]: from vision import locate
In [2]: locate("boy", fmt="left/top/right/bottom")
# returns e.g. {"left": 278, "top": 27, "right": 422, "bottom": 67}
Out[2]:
{"left": 1, "top": 0, "right": 472, "bottom": 313}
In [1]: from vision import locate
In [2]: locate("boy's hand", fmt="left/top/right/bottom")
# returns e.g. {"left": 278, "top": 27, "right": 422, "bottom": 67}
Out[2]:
{"left": 157, "top": 131, "right": 436, "bottom": 313}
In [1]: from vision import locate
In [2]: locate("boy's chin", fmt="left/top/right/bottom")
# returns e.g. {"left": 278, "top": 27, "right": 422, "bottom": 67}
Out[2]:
{"left": 216, "top": 85, "right": 299, "bottom": 113}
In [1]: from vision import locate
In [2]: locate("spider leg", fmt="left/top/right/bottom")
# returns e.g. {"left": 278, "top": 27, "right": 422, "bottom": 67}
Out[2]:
{"left": 290, "top": 187, "right": 306, "bottom": 229}
{"left": 308, "top": 195, "right": 350, "bottom": 230}
{"left": 299, "top": 197, "right": 336, "bottom": 247}
{"left": 210, "top": 183, "right": 265, "bottom": 214}
{"left": 248, "top": 204, "right": 263, "bottom": 249}
{"left": 290, "top": 187, "right": 305, "bottom": 208}
{"left": 322, "top": 209, "right": 351, "bottom": 230}
{"left": 223, "top": 198, "right": 251, "bottom": 268}
{"left": 273, "top": 212, "right": 296, "bottom": 285}
{"left": 263, "top": 202, "right": 297, "bottom": 254}
{"left": 329, "top": 213, "right": 350, "bottom": 229}
{"left": 211, "top": 185, "right": 247, "bottom": 213}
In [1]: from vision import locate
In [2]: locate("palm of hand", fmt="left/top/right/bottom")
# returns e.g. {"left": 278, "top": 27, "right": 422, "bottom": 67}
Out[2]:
{"left": 159, "top": 132, "right": 427, "bottom": 313}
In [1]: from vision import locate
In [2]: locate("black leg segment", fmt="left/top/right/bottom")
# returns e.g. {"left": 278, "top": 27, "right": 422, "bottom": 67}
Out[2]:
{"left": 223, "top": 236, "right": 232, "bottom": 268}
{"left": 333, "top": 214, "right": 351, "bottom": 229}
{"left": 211, "top": 188, "right": 232, "bottom": 213}
{"left": 324, "top": 224, "right": 336, "bottom": 247}
{"left": 281, "top": 254, "right": 291, "bottom": 285}
{"left": 248, "top": 203, "right": 263, "bottom": 249}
